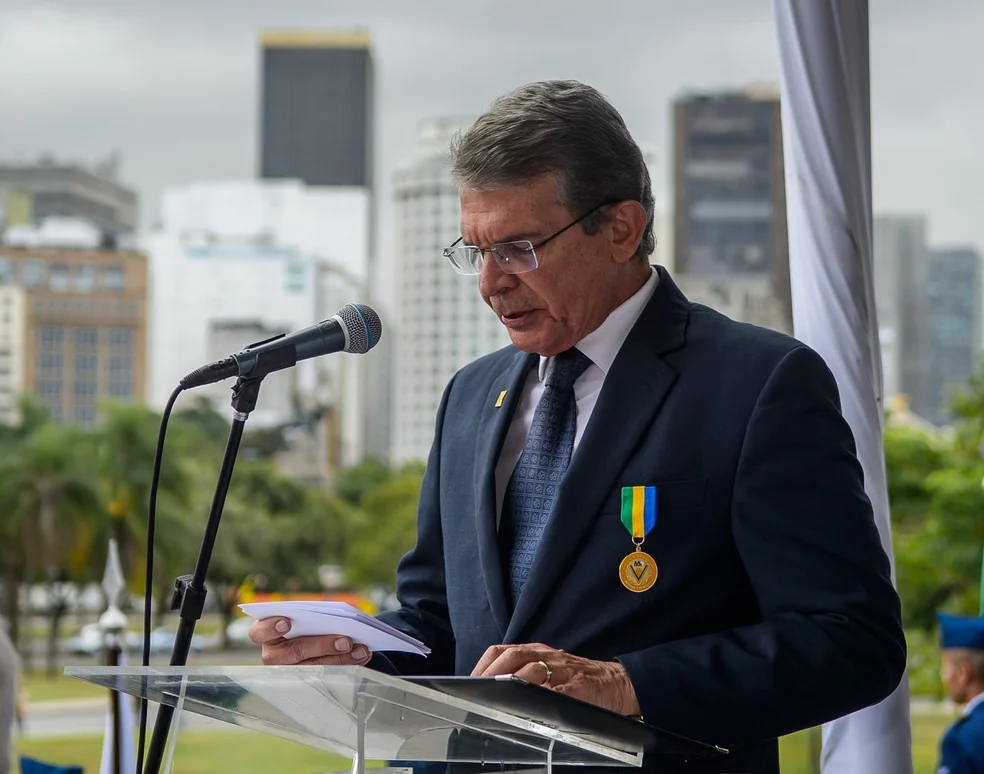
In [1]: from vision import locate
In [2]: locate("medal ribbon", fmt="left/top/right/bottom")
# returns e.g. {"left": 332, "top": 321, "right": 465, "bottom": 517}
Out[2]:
{"left": 620, "top": 486, "right": 657, "bottom": 545}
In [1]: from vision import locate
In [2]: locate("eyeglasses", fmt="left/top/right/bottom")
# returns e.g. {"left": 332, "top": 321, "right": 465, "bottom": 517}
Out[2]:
{"left": 442, "top": 200, "right": 619, "bottom": 276}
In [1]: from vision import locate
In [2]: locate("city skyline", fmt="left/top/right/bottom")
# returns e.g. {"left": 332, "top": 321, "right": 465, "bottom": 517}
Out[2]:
{"left": 1, "top": 0, "right": 982, "bottom": 315}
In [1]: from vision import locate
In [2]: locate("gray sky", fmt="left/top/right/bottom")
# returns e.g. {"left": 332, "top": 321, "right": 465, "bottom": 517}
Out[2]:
{"left": 1, "top": 0, "right": 981, "bottom": 309}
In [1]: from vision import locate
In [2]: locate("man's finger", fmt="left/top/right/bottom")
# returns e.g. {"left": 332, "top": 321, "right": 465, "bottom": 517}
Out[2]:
{"left": 471, "top": 644, "right": 509, "bottom": 676}
{"left": 477, "top": 645, "right": 543, "bottom": 677}
{"left": 249, "top": 617, "right": 292, "bottom": 645}
{"left": 513, "top": 659, "right": 552, "bottom": 686}
{"left": 260, "top": 634, "right": 364, "bottom": 665}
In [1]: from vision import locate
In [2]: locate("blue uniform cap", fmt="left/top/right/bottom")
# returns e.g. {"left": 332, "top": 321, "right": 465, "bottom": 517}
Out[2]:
{"left": 939, "top": 612, "right": 984, "bottom": 650}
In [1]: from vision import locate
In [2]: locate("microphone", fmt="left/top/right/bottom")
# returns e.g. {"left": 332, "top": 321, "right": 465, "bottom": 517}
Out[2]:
{"left": 179, "top": 303, "right": 382, "bottom": 389}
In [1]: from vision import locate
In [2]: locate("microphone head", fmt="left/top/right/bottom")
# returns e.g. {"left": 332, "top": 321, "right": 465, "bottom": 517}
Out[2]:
{"left": 337, "top": 303, "right": 382, "bottom": 354}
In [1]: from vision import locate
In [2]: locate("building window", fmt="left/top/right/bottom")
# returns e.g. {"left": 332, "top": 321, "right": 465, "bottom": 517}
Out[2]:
{"left": 75, "top": 327, "right": 98, "bottom": 350}
{"left": 38, "top": 380, "right": 62, "bottom": 399}
{"left": 39, "top": 353, "right": 62, "bottom": 377}
{"left": 74, "top": 380, "right": 97, "bottom": 404}
{"left": 102, "top": 266, "right": 124, "bottom": 291}
{"left": 74, "top": 406, "right": 97, "bottom": 426}
{"left": 20, "top": 261, "right": 44, "bottom": 288}
{"left": 0, "top": 258, "right": 11, "bottom": 284}
{"left": 74, "top": 265, "right": 96, "bottom": 291}
{"left": 75, "top": 353, "right": 98, "bottom": 374}
{"left": 108, "top": 327, "right": 131, "bottom": 350}
{"left": 109, "top": 381, "right": 131, "bottom": 400}
{"left": 50, "top": 264, "right": 70, "bottom": 292}
{"left": 47, "top": 405, "right": 63, "bottom": 422}
{"left": 38, "top": 326, "right": 64, "bottom": 349}
{"left": 109, "top": 355, "right": 130, "bottom": 377}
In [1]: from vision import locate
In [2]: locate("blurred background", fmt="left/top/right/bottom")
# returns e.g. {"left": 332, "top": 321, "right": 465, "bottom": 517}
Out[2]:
{"left": 0, "top": 0, "right": 982, "bottom": 771}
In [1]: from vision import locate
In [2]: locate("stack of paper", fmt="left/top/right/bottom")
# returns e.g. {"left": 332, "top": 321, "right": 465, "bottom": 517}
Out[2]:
{"left": 238, "top": 600, "right": 430, "bottom": 655}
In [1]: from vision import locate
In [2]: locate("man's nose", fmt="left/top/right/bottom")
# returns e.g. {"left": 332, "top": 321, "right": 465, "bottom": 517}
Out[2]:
{"left": 479, "top": 252, "right": 517, "bottom": 296}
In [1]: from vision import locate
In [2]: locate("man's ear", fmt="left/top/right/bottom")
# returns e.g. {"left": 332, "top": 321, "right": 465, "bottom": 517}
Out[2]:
{"left": 609, "top": 200, "right": 648, "bottom": 264}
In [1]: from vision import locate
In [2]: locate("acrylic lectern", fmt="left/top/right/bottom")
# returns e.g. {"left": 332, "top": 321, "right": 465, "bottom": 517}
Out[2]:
{"left": 65, "top": 665, "right": 725, "bottom": 774}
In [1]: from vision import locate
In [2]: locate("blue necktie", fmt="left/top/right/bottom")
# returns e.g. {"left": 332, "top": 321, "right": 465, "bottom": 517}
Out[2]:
{"left": 501, "top": 347, "right": 593, "bottom": 606}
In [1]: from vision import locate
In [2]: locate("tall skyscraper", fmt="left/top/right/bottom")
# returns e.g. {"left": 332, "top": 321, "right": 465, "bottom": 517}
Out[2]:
{"left": 672, "top": 86, "right": 791, "bottom": 332}
{"left": 873, "top": 215, "right": 932, "bottom": 419}
{"left": 259, "top": 30, "right": 373, "bottom": 188}
{"left": 926, "top": 247, "right": 982, "bottom": 425}
{"left": 0, "top": 156, "right": 138, "bottom": 242}
{"left": 392, "top": 117, "right": 510, "bottom": 463}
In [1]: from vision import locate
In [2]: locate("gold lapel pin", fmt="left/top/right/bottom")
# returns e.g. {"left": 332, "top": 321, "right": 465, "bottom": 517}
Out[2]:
{"left": 495, "top": 390, "right": 507, "bottom": 408}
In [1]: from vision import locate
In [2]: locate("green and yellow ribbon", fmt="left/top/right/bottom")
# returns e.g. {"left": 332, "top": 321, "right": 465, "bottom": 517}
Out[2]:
{"left": 620, "top": 486, "right": 657, "bottom": 545}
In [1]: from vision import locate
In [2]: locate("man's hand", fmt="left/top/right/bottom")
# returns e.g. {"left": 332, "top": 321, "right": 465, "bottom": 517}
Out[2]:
{"left": 472, "top": 643, "right": 641, "bottom": 717}
{"left": 249, "top": 618, "right": 374, "bottom": 667}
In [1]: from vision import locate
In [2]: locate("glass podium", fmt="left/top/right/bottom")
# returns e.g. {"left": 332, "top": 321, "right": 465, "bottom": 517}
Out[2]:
{"left": 66, "top": 665, "right": 726, "bottom": 774}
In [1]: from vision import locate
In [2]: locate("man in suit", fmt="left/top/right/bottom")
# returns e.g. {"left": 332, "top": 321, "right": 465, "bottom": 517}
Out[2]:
{"left": 252, "top": 80, "right": 906, "bottom": 773}
{"left": 937, "top": 613, "right": 984, "bottom": 773}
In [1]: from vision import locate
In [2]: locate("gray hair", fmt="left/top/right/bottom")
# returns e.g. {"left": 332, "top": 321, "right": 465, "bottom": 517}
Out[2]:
{"left": 450, "top": 80, "right": 655, "bottom": 261}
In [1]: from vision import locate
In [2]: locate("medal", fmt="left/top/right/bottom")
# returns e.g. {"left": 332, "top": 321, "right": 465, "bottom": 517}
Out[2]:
{"left": 619, "top": 486, "right": 658, "bottom": 593}
{"left": 619, "top": 550, "right": 658, "bottom": 592}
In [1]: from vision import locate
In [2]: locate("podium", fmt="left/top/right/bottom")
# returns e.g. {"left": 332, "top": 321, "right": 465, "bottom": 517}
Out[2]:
{"left": 66, "top": 665, "right": 726, "bottom": 774}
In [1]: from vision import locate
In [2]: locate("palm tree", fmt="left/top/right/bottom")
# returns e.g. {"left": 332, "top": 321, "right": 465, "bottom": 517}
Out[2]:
{"left": 0, "top": 417, "right": 103, "bottom": 675}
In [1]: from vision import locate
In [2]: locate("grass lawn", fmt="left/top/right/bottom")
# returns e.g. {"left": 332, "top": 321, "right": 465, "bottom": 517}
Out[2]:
{"left": 20, "top": 672, "right": 104, "bottom": 703}
{"left": 12, "top": 712, "right": 959, "bottom": 774}
{"left": 15, "top": 732, "right": 349, "bottom": 774}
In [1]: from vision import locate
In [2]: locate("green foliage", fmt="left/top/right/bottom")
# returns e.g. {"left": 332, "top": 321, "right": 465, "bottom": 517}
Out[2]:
{"left": 0, "top": 393, "right": 429, "bottom": 655}
{"left": 333, "top": 457, "right": 393, "bottom": 506}
{"left": 343, "top": 472, "right": 423, "bottom": 590}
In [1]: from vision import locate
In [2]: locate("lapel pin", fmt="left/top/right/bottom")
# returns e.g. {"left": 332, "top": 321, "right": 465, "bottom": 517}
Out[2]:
{"left": 495, "top": 390, "right": 507, "bottom": 408}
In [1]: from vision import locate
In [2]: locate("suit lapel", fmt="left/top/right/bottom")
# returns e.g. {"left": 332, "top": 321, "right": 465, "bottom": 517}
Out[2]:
{"left": 473, "top": 349, "right": 538, "bottom": 637}
{"left": 505, "top": 268, "right": 690, "bottom": 642}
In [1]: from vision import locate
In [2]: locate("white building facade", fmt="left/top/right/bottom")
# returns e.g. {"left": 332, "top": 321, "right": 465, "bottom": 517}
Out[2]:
{"left": 391, "top": 118, "right": 511, "bottom": 463}
{"left": 145, "top": 180, "right": 371, "bottom": 475}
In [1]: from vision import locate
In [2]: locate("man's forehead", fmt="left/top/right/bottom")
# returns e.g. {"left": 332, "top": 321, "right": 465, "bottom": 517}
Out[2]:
{"left": 459, "top": 185, "right": 563, "bottom": 242}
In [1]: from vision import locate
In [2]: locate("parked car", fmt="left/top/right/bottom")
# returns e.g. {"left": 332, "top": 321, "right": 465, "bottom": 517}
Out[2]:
{"left": 65, "top": 623, "right": 142, "bottom": 655}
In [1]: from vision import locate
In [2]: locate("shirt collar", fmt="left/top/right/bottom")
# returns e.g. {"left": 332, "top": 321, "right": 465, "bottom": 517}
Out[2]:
{"left": 537, "top": 267, "right": 659, "bottom": 381}
{"left": 964, "top": 691, "right": 984, "bottom": 717}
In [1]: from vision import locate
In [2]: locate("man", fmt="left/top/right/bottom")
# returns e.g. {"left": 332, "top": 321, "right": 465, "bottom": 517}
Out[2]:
{"left": 252, "top": 80, "right": 906, "bottom": 773}
{"left": 0, "top": 620, "right": 18, "bottom": 774}
{"left": 937, "top": 613, "right": 984, "bottom": 773}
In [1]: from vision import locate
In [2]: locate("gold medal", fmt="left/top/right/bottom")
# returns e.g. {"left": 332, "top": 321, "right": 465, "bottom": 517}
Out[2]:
{"left": 620, "top": 486, "right": 659, "bottom": 592}
{"left": 619, "top": 549, "right": 658, "bottom": 593}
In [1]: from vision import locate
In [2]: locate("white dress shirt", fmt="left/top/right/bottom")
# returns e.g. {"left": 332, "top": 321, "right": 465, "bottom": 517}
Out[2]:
{"left": 494, "top": 267, "right": 659, "bottom": 521}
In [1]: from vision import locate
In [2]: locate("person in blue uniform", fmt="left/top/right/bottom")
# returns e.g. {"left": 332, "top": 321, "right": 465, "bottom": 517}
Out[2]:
{"left": 938, "top": 613, "right": 984, "bottom": 774}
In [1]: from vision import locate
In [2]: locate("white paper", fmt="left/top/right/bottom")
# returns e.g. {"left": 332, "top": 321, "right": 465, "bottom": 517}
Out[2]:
{"left": 239, "top": 601, "right": 430, "bottom": 655}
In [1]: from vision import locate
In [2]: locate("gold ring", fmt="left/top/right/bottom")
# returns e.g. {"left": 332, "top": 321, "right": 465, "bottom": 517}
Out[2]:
{"left": 536, "top": 660, "right": 552, "bottom": 683}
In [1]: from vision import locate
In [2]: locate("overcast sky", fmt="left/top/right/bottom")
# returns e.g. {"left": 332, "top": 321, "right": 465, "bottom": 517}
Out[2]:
{"left": 1, "top": 0, "right": 981, "bottom": 309}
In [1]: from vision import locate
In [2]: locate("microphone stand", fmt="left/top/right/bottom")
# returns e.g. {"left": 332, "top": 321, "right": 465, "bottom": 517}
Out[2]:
{"left": 142, "top": 374, "right": 264, "bottom": 774}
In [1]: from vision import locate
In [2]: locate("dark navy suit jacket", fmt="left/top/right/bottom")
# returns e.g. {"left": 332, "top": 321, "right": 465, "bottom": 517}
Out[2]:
{"left": 374, "top": 268, "right": 906, "bottom": 774}
{"left": 939, "top": 699, "right": 984, "bottom": 774}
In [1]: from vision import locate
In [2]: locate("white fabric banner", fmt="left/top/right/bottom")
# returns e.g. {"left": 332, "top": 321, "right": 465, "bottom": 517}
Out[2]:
{"left": 772, "top": 1, "right": 914, "bottom": 772}
{"left": 99, "top": 649, "right": 136, "bottom": 774}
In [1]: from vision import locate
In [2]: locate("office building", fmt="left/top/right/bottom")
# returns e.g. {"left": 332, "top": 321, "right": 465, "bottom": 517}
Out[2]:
{"left": 0, "top": 156, "right": 138, "bottom": 241}
{"left": 926, "top": 247, "right": 981, "bottom": 425}
{"left": 672, "top": 85, "right": 791, "bottom": 332}
{"left": 391, "top": 117, "right": 511, "bottom": 463}
{"left": 259, "top": 30, "right": 374, "bottom": 189}
{"left": 873, "top": 215, "right": 932, "bottom": 419}
{"left": 146, "top": 180, "right": 370, "bottom": 478}
{"left": 0, "top": 229, "right": 148, "bottom": 427}
{"left": 0, "top": 285, "right": 26, "bottom": 425}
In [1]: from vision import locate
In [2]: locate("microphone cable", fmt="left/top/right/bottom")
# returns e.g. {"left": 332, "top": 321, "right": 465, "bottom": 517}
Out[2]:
{"left": 135, "top": 384, "right": 183, "bottom": 774}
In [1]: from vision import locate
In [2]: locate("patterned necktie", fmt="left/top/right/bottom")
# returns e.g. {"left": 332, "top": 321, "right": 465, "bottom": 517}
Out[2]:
{"left": 500, "top": 347, "right": 593, "bottom": 606}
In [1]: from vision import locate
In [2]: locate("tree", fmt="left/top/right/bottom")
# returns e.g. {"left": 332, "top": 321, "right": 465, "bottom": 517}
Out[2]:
{"left": 0, "top": 418, "right": 103, "bottom": 675}
{"left": 343, "top": 472, "right": 423, "bottom": 590}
